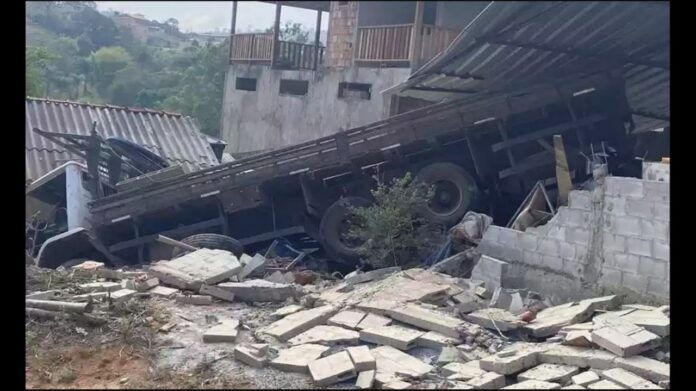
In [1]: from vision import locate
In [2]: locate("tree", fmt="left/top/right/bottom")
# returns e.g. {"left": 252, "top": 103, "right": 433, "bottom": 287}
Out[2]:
{"left": 346, "top": 173, "right": 444, "bottom": 268}
{"left": 267, "top": 20, "right": 310, "bottom": 44}
{"left": 90, "top": 46, "right": 133, "bottom": 95}
{"left": 26, "top": 46, "right": 57, "bottom": 96}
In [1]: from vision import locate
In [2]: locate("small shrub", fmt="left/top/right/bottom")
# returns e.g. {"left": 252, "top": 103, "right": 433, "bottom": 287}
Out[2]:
{"left": 346, "top": 173, "right": 444, "bottom": 268}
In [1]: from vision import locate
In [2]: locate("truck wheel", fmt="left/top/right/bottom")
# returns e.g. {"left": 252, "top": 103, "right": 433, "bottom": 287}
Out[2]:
{"left": 319, "top": 197, "right": 371, "bottom": 265}
{"left": 416, "top": 162, "right": 477, "bottom": 226}
{"left": 171, "top": 233, "right": 244, "bottom": 258}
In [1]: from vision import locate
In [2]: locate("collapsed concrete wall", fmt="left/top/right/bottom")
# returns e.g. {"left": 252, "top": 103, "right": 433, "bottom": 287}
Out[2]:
{"left": 476, "top": 164, "right": 669, "bottom": 304}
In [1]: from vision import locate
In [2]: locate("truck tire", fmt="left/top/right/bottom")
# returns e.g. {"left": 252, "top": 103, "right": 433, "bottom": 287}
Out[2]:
{"left": 319, "top": 197, "right": 371, "bottom": 265}
{"left": 416, "top": 162, "right": 477, "bottom": 226}
{"left": 171, "top": 233, "right": 244, "bottom": 258}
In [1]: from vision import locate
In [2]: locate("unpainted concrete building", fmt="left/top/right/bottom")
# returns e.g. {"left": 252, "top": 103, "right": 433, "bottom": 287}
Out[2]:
{"left": 220, "top": 1, "right": 489, "bottom": 154}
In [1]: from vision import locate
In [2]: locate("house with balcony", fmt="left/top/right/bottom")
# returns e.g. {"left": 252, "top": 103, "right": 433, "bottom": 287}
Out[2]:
{"left": 220, "top": 1, "right": 489, "bottom": 154}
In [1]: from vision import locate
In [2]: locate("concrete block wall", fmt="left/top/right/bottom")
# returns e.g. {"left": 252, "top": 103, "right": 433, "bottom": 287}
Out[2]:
{"left": 477, "top": 168, "right": 669, "bottom": 304}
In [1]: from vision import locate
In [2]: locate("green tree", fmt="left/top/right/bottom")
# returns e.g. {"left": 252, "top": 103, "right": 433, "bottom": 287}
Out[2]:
{"left": 267, "top": 20, "right": 310, "bottom": 43}
{"left": 26, "top": 46, "right": 57, "bottom": 96}
{"left": 90, "top": 46, "right": 132, "bottom": 95}
{"left": 346, "top": 173, "right": 443, "bottom": 268}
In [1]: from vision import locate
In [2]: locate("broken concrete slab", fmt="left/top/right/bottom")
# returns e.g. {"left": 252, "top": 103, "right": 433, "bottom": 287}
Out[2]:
{"left": 148, "top": 248, "right": 242, "bottom": 290}
{"left": 371, "top": 346, "right": 433, "bottom": 378}
{"left": 563, "top": 330, "right": 594, "bottom": 347}
{"left": 600, "top": 308, "right": 670, "bottom": 337}
{"left": 264, "top": 305, "right": 338, "bottom": 341}
{"left": 442, "top": 363, "right": 487, "bottom": 379}
{"left": 417, "top": 331, "right": 462, "bottom": 350}
{"left": 72, "top": 292, "right": 109, "bottom": 302}
{"left": 79, "top": 282, "right": 121, "bottom": 292}
{"left": 110, "top": 289, "right": 136, "bottom": 303}
{"left": 265, "top": 271, "right": 285, "bottom": 284}
{"left": 479, "top": 345, "right": 546, "bottom": 375}
{"left": 538, "top": 346, "right": 616, "bottom": 370}
{"left": 591, "top": 318, "right": 660, "bottom": 357}
{"left": 490, "top": 288, "right": 513, "bottom": 310}
{"left": 327, "top": 309, "right": 366, "bottom": 330}
{"left": 600, "top": 368, "right": 661, "bottom": 389}
{"left": 386, "top": 303, "right": 465, "bottom": 338}
{"left": 308, "top": 351, "right": 356, "bottom": 386}
{"left": 356, "top": 370, "right": 375, "bottom": 389}
{"left": 586, "top": 379, "right": 625, "bottom": 389}
{"left": 503, "top": 380, "right": 562, "bottom": 389}
{"left": 464, "top": 308, "right": 523, "bottom": 332}
{"left": 239, "top": 254, "right": 269, "bottom": 280}
{"left": 288, "top": 325, "right": 360, "bottom": 346}
{"left": 360, "top": 325, "right": 425, "bottom": 351}
{"left": 272, "top": 304, "right": 303, "bottom": 319}
{"left": 175, "top": 294, "right": 212, "bottom": 305}
{"left": 239, "top": 253, "right": 253, "bottom": 266}
{"left": 374, "top": 372, "right": 403, "bottom": 387}
{"left": 562, "top": 385, "right": 587, "bottom": 390}
{"left": 613, "top": 356, "right": 669, "bottom": 383}
{"left": 148, "top": 285, "right": 179, "bottom": 298}
{"left": 357, "top": 312, "right": 392, "bottom": 329}
{"left": 571, "top": 371, "right": 600, "bottom": 386}
{"left": 453, "top": 292, "right": 484, "bottom": 314}
{"left": 384, "top": 380, "right": 412, "bottom": 389}
{"left": 466, "top": 371, "right": 506, "bottom": 389}
{"left": 518, "top": 363, "right": 580, "bottom": 384}
{"left": 509, "top": 292, "right": 526, "bottom": 315}
{"left": 26, "top": 290, "right": 63, "bottom": 300}
{"left": 471, "top": 255, "right": 508, "bottom": 292}
{"left": 437, "top": 346, "right": 463, "bottom": 365}
{"left": 217, "top": 279, "right": 296, "bottom": 302}
{"left": 234, "top": 345, "right": 267, "bottom": 368}
{"left": 347, "top": 345, "right": 376, "bottom": 372}
{"left": 133, "top": 277, "right": 159, "bottom": 292}
{"left": 524, "top": 296, "right": 619, "bottom": 338}
{"left": 270, "top": 344, "right": 330, "bottom": 373}
{"left": 345, "top": 266, "right": 401, "bottom": 285}
{"left": 202, "top": 319, "right": 239, "bottom": 343}
{"left": 199, "top": 284, "right": 236, "bottom": 302}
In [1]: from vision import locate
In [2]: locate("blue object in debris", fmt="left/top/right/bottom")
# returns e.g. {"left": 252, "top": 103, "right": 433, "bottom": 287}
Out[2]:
{"left": 424, "top": 238, "right": 453, "bottom": 267}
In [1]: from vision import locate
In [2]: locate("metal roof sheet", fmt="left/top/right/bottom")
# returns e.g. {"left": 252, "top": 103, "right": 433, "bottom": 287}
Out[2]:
{"left": 26, "top": 98, "right": 221, "bottom": 182}
{"left": 387, "top": 1, "right": 669, "bottom": 133}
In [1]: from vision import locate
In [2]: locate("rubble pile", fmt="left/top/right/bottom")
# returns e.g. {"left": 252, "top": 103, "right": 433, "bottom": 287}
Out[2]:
{"left": 25, "top": 248, "right": 670, "bottom": 389}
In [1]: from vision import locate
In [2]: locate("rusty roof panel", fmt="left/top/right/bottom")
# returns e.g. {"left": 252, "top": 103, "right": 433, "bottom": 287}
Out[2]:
{"left": 26, "top": 98, "right": 220, "bottom": 182}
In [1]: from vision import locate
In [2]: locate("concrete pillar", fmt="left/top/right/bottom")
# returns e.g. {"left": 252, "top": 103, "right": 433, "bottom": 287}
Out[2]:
{"left": 271, "top": 2, "right": 282, "bottom": 68}
{"left": 409, "top": 1, "right": 424, "bottom": 70}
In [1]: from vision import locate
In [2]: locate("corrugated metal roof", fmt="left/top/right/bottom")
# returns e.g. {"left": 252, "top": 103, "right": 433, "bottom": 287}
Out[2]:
{"left": 26, "top": 98, "right": 221, "bottom": 182}
{"left": 387, "top": 1, "right": 669, "bottom": 133}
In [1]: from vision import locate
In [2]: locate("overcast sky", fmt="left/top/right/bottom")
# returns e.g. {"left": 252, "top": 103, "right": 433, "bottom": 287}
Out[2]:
{"left": 96, "top": 1, "right": 328, "bottom": 33}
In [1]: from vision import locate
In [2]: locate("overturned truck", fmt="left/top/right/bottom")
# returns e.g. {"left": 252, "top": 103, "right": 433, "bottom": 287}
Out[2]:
{"left": 30, "top": 71, "right": 640, "bottom": 269}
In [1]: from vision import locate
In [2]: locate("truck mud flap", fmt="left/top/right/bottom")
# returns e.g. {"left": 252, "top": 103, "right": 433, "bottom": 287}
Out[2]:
{"left": 36, "top": 227, "right": 126, "bottom": 269}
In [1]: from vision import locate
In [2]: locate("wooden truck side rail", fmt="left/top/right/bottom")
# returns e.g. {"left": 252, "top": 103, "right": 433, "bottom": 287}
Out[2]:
{"left": 88, "top": 72, "right": 623, "bottom": 224}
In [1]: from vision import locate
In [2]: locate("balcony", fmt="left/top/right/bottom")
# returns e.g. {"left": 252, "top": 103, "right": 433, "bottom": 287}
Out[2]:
{"left": 230, "top": 32, "right": 326, "bottom": 70}
{"left": 354, "top": 24, "right": 459, "bottom": 68}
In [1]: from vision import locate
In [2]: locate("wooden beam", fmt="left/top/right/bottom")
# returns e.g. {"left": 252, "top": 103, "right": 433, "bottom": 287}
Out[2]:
{"left": 410, "top": 86, "right": 478, "bottom": 94}
{"left": 409, "top": 1, "right": 424, "bottom": 70}
{"left": 156, "top": 235, "right": 200, "bottom": 252}
{"left": 553, "top": 135, "right": 572, "bottom": 207}
{"left": 270, "top": 2, "right": 282, "bottom": 68}
{"left": 313, "top": 9, "right": 322, "bottom": 70}
{"left": 109, "top": 217, "right": 224, "bottom": 253}
{"left": 229, "top": 1, "right": 238, "bottom": 56}
{"left": 491, "top": 114, "right": 605, "bottom": 152}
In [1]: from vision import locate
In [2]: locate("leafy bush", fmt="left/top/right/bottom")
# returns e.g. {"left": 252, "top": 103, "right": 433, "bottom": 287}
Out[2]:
{"left": 346, "top": 173, "right": 444, "bottom": 269}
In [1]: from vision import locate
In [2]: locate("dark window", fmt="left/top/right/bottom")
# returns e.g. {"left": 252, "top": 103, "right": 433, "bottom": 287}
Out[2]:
{"left": 279, "top": 79, "right": 309, "bottom": 96}
{"left": 338, "top": 1, "right": 348, "bottom": 6}
{"left": 338, "top": 82, "right": 371, "bottom": 100}
{"left": 236, "top": 77, "right": 257, "bottom": 91}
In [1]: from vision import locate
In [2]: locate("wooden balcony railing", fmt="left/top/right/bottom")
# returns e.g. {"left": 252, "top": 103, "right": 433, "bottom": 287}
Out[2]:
{"left": 230, "top": 32, "right": 325, "bottom": 70}
{"left": 355, "top": 24, "right": 459, "bottom": 67}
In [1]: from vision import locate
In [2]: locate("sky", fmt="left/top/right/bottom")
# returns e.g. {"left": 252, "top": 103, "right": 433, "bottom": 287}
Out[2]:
{"left": 96, "top": 1, "right": 329, "bottom": 33}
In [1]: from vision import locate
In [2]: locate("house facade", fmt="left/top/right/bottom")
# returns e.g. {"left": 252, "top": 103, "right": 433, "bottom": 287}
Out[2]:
{"left": 220, "top": 1, "right": 489, "bottom": 154}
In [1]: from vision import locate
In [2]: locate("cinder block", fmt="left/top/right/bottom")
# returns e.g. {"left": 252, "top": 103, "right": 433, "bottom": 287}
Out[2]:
{"left": 626, "top": 199, "right": 654, "bottom": 218}
{"left": 499, "top": 246, "right": 524, "bottom": 262}
{"left": 599, "top": 267, "right": 623, "bottom": 287}
{"left": 523, "top": 251, "right": 543, "bottom": 267}
{"left": 626, "top": 237, "right": 652, "bottom": 257}
{"left": 610, "top": 216, "right": 642, "bottom": 237}
{"left": 621, "top": 272, "right": 649, "bottom": 294}
{"left": 638, "top": 257, "right": 667, "bottom": 280}
{"left": 573, "top": 244, "right": 589, "bottom": 262}
{"left": 603, "top": 233, "right": 627, "bottom": 253}
{"left": 605, "top": 177, "right": 644, "bottom": 198}
{"left": 647, "top": 278, "right": 669, "bottom": 298}
{"left": 640, "top": 219, "right": 669, "bottom": 241}
{"left": 482, "top": 226, "right": 503, "bottom": 244}
{"left": 562, "top": 259, "right": 582, "bottom": 278}
{"left": 607, "top": 252, "right": 639, "bottom": 273}
{"left": 566, "top": 228, "right": 591, "bottom": 245}
{"left": 520, "top": 233, "right": 539, "bottom": 251}
{"left": 603, "top": 197, "right": 627, "bottom": 216}
{"left": 541, "top": 255, "right": 564, "bottom": 272}
{"left": 642, "top": 181, "right": 669, "bottom": 202}
{"left": 565, "top": 209, "right": 591, "bottom": 227}
{"left": 569, "top": 190, "right": 592, "bottom": 210}
{"left": 498, "top": 228, "right": 521, "bottom": 246}
{"left": 559, "top": 242, "right": 577, "bottom": 259}
{"left": 653, "top": 202, "right": 669, "bottom": 221}
{"left": 538, "top": 238, "right": 561, "bottom": 257}
{"left": 546, "top": 226, "right": 567, "bottom": 240}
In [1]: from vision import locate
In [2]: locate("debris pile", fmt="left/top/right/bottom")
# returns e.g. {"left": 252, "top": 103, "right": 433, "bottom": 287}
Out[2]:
{"left": 26, "top": 249, "right": 670, "bottom": 389}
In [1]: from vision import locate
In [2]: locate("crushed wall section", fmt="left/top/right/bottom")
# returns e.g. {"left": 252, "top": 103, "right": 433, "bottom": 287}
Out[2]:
{"left": 477, "top": 164, "right": 669, "bottom": 304}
